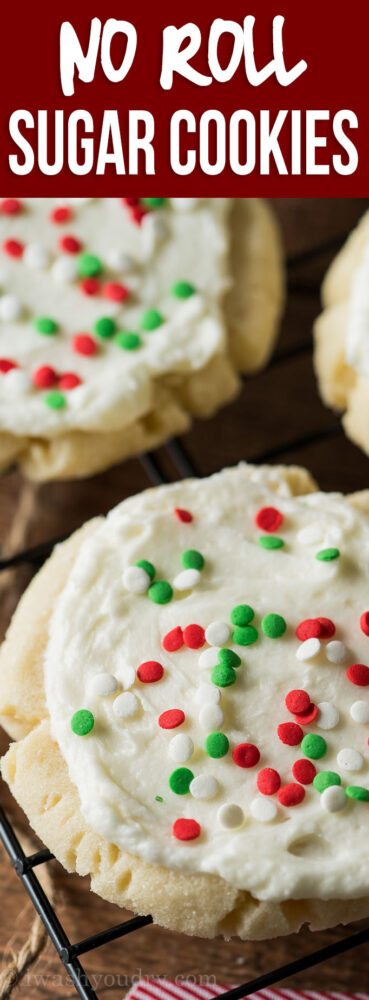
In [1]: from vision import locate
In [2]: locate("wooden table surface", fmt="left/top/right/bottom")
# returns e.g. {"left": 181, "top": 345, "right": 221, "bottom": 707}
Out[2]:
{"left": 1, "top": 198, "right": 369, "bottom": 1000}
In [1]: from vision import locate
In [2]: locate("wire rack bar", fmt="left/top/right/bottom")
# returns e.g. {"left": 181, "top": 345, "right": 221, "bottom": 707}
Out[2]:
{"left": 0, "top": 806, "right": 99, "bottom": 1000}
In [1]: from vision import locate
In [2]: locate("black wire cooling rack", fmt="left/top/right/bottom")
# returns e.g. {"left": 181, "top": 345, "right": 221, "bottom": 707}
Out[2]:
{"left": 1, "top": 225, "right": 369, "bottom": 999}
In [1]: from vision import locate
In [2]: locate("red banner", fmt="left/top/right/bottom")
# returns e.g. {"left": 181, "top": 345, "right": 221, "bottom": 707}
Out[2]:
{"left": 0, "top": 0, "right": 367, "bottom": 194}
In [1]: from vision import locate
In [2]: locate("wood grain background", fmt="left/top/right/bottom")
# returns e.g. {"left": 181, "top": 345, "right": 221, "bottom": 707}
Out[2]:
{"left": 1, "top": 198, "right": 369, "bottom": 1000}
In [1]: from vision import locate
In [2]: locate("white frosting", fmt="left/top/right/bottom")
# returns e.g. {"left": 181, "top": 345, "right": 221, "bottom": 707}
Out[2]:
{"left": 45, "top": 464, "right": 369, "bottom": 902}
{"left": 347, "top": 239, "right": 369, "bottom": 376}
{"left": 0, "top": 198, "right": 230, "bottom": 436}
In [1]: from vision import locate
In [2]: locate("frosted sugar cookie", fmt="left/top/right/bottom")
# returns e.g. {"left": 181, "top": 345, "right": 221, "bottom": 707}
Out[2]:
{"left": 0, "top": 197, "right": 283, "bottom": 480}
{"left": 5, "top": 461, "right": 369, "bottom": 940}
{"left": 314, "top": 209, "right": 369, "bottom": 455}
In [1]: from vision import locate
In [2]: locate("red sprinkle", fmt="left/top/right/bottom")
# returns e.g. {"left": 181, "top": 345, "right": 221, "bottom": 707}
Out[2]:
{"left": 50, "top": 206, "right": 72, "bottom": 224}
{"left": 158, "top": 709, "right": 185, "bottom": 730}
{"left": 296, "top": 617, "right": 335, "bottom": 640}
{"left": 257, "top": 768, "right": 281, "bottom": 795}
{"left": 162, "top": 627, "right": 184, "bottom": 652}
{"left": 292, "top": 759, "right": 316, "bottom": 784}
{"left": 360, "top": 612, "right": 369, "bottom": 637}
{"left": 347, "top": 663, "right": 369, "bottom": 687}
{"left": 294, "top": 703, "right": 318, "bottom": 725}
{"left": 32, "top": 365, "right": 58, "bottom": 389}
{"left": 173, "top": 818, "right": 201, "bottom": 841}
{"left": 285, "top": 689, "right": 311, "bottom": 714}
{"left": 0, "top": 359, "right": 17, "bottom": 373}
{"left": 278, "top": 783, "right": 305, "bottom": 807}
{"left": 1, "top": 199, "right": 22, "bottom": 215}
{"left": 2, "top": 239, "right": 23, "bottom": 258}
{"left": 122, "top": 199, "right": 148, "bottom": 225}
{"left": 79, "top": 278, "right": 99, "bottom": 296}
{"left": 59, "top": 234, "right": 81, "bottom": 254}
{"left": 255, "top": 506, "right": 283, "bottom": 533}
{"left": 174, "top": 507, "right": 193, "bottom": 524}
{"left": 102, "top": 281, "right": 130, "bottom": 303}
{"left": 183, "top": 624, "right": 205, "bottom": 649}
{"left": 137, "top": 660, "right": 164, "bottom": 683}
{"left": 277, "top": 722, "right": 303, "bottom": 746}
{"left": 59, "top": 372, "right": 82, "bottom": 390}
{"left": 72, "top": 334, "right": 97, "bottom": 356}
{"left": 317, "top": 617, "right": 335, "bottom": 639}
{"left": 233, "top": 743, "right": 260, "bottom": 768}
{"left": 296, "top": 619, "right": 322, "bottom": 640}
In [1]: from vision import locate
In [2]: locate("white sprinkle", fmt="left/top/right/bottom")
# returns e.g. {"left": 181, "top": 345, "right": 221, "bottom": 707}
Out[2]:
{"left": 106, "top": 249, "right": 135, "bottom": 273}
{"left": 2, "top": 370, "right": 31, "bottom": 395}
{"left": 337, "top": 748, "right": 363, "bottom": 772}
{"left": 113, "top": 692, "right": 139, "bottom": 719}
{"left": 89, "top": 673, "right": 118, "bottom": 698}
{"left": 170, "top": 198, "right": 199, "bottom": 211}
{"left": 0, "top": 294, "right": 22, "bottom": 321}
{"left": 190, "top": 774, "right": 219, "bottom": 800}
{"left": 250, "top": 797, "right": 277, "bottom": 823}
{"left": 23, "top": 243, "right": 50, "bottom": 269}
{"left": 51, "top": 257, "right": 78, "bottom": 284}
{"left": 116, "top": 665, "right": 136, "bottom": 690}
{"left": 199, "top": 704, "right": 225, "bottom": 731}
{"left": 350, "top": 700, "right": 369, "bottom": 724}
{"left": 317, "top": 702, "right": 339, "bottom": 730}
{"left": 217, "top": 803, "right": 244, "bottom": 829}
{"left": 296, "top": 637, "right": 321, "bottom": 661}
{"left": 198, "top": 647, "right": 220, "bottom": 669}
{"left": 173, "top": 568, "right": 201, "bottom": 591}
{"left": 169, "top": 734, "right": 194, "bottom": 763}
{"left": 195, "top": 683, "right": 221, "bottom": 706}
{"left": 325, "top": 641, "right": 348, "bottom": 664}
{"left": 205, "top": 621, "right": 231, "bottom": 647}
{"left": 321, "top": 786, "right": 346, "bottom": 812}
{"left": 123, "top": 566, "right": 151, "bottom": 594}
{"left": 297, "top": 523, "right": 324, "bottom": 545}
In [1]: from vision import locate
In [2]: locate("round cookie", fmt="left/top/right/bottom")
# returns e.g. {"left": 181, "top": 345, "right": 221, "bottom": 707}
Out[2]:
{"left": 5, "top": 461, "right": 369, "bottom": 940}
{"left": 314, "top": 209, "right": 369, "bottom": 455}
{"left": 0, "top": 198, "right": 284, "bottom": 480}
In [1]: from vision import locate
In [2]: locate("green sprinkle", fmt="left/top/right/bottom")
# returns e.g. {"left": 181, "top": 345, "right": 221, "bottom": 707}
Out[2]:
{"left": 44, "top": 390, "right": 66, "bottom": 410}
{"left": 301, "top": 734, "right": 327, "bottom": 760}
{"left": 171, "top": 280, "right": 195, "bottom": 299}
{"left": 77, "top": 253, "right": 102, "bottom": 278}
{"left": 116, "top": 331, "right": 141, "bottom": 351}
{"left": 258, "top": 536, "right": 285, "bottom": 550}
{"left": 71, "top": 709, "right": 94, "bottom": 736}
{"left": 155, "top": 795, "right": 164, "bottom": 802}
{"left": 230, "top": 604, "right": 254, "bottom": 626}
{"left": 232, "top": 625, "right": 258, "bottom": 646}
{"left": 218, "top": 649, "right": 241, "bottom": 668}
{"left": 316, "top": 547, "right": 340, "bottom": 562}
{"left": 211, "top": 664, "right": 236, "bottom": 687}
{"left": 140, "top": 308, "right": 163, "bottom": 331}
{"left": 261, "top": 613, "right": 287, "bottom": 639}
{"left": 148, "top": 580, "right": 173, "bottom": 604}
{"left": 169, "top": 767, "right": 194, "bottom": 795}
{"left": 313, "top": 771, "right": 341, "bottom": 793}
{"left": 94, "top": 317, "right": 116, "bottom": 339}
{"left": 142, "top": 198, "right": 166, "bottom": 208}
{"left": 135, "top": 559, "right": 155, "bottom": 581}
{"left": 345, "top": 785, "right": 369, "bottom": 802}
{"left": 181, "top": 549, "right": 204, "bottom": 571}
{"left": 34, "top": 316, "right": 58, "bottom": 335}
{"left": 205, "top": 732, "right": 229, "bottom": 758}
